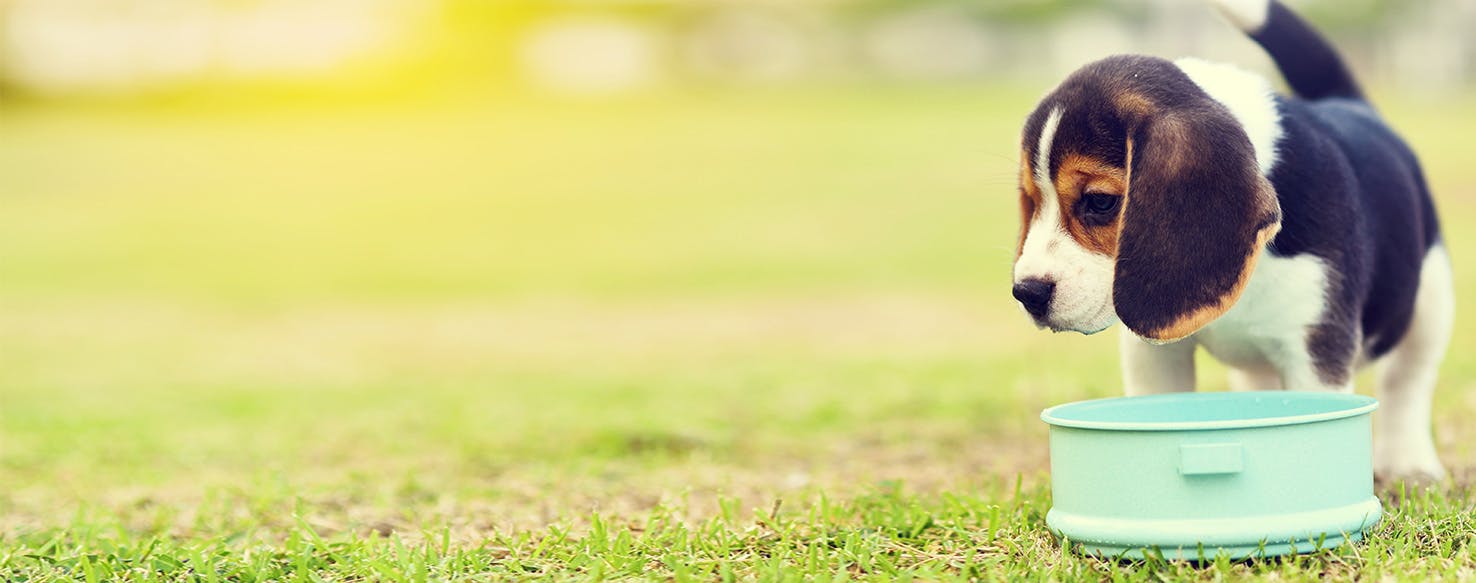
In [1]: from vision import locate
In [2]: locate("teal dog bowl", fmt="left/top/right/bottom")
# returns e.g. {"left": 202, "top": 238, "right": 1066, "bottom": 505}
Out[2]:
{"left": 1041, "top": 392, "right": 1382, "bottom": 559}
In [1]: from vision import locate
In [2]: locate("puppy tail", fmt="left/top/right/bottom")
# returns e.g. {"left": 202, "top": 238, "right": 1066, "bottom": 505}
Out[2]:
{"left": 1208, "top": 0, "right": 1365, "bottom": 101}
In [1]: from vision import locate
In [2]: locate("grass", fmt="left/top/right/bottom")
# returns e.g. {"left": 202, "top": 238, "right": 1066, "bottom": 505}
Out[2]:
{"left": 1, "top": 85, "right": 1475, "bottom": 580}
{"left": 13, "top": 481, "right": 1476, "bottom": 581}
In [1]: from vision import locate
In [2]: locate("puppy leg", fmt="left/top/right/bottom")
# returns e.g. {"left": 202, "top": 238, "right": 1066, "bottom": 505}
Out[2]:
{"left": 1374, "top": 246, "right": 1454, "bottom": 482}
{"left": 1120, "top": 328, "right": 1196, "bottom": 396}
{"left": 1227, "top": 366, "right": 1282, "bottom": 392}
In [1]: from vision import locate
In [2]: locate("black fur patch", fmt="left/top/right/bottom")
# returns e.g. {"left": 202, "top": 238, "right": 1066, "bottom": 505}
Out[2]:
{"left": 1251, "top": 2, "right": 1363, "bottom": 101}
{"left": 1268, "top": 96, "right": 1440, "bottom": 378}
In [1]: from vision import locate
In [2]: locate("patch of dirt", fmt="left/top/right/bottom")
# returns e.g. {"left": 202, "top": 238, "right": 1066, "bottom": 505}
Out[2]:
{"left": 0, "top": 434, "right": 1052, "bottom": 544}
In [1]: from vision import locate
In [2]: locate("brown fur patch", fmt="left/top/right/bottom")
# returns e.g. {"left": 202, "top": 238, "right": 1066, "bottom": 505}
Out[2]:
{"left": 1018, "top": 193, "right": 1035, "bottom": 257}
{"left": 1113, "top": 90, "right": 1156, "bottom": 118}
{"left": 1146, "top": 114, "right": 1193, "bottom": 178}
{"left": 1053, "top": 153, "right": 1127, "bottom": 256}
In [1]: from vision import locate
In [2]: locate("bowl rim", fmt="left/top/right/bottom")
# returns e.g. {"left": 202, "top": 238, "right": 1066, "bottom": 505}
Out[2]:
{"left": 1040, "top": 391, "right": 1378, "bottom": 431}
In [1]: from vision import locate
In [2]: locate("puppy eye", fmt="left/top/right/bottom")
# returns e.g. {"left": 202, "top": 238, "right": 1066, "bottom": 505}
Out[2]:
{"left": 1083, "top": 193, "right": 1119, "bottom": 213}
{"left": 1077, "top": 192, "right": 1121, "bottom": 226}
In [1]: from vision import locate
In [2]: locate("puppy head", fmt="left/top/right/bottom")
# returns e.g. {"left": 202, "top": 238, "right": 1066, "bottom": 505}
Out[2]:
{"left": 1012, "top": 55, "right": 1281, "bottom": 342}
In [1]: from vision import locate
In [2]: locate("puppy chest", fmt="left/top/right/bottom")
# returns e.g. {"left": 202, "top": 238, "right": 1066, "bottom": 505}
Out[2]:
{"left": 1193, "top": 252, "right": 1332, "bottom": 369}
{"left": 1196, "top": 318, "right": 1309, "bottom": 369}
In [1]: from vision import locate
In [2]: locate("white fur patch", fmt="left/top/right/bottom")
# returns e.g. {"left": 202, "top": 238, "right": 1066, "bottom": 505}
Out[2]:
{"left": 1175, "top": 57, "right": 1283, "bottom": 174}
{"left": 1208, "top": 0, "right": 1271, "bottom": 32}
{"left": 1193, "top": 252, "right": 1333, "bottom": 389}
{"left": 1034, "top": 107, "right": 1062, "bottom": 196}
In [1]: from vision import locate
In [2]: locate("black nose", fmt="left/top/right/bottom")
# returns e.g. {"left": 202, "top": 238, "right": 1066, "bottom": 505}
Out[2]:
{"left": 1012, "top": 279, "right": 1056, "bottom": 319}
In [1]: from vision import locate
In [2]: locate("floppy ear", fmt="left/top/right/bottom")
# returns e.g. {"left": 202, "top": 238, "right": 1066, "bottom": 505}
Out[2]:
{"left": 1113, "top": 106, "right": 1282, "bottom": 343}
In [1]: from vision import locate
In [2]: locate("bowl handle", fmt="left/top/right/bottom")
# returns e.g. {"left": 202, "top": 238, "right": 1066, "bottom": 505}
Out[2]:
{"left": 1179, "top": 442, "right": 1243, "bottom": 476}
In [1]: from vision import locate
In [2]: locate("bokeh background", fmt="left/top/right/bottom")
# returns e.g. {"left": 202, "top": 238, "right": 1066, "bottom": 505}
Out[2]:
{"left": 3, "top": 0, "right": 1475, "bottom": 544}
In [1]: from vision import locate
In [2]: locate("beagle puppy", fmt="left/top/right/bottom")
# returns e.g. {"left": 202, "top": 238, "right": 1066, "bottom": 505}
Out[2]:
{"left": 1011, "top": 0, "right": 1452, "bottom": 482}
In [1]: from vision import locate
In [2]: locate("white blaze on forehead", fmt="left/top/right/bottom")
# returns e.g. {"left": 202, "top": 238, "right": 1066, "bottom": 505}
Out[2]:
{"left": 1016, "top": 106, "right": 1068, "bottom": 280}
{"left": 1021, "top": 106, "right": 1064, "bottom": 258}
{"left": 1033, "top": 107, "right": 1063, "bottom": 204}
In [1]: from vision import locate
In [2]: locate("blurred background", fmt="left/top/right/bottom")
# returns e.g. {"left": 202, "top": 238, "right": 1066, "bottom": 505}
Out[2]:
{"left": 2, "top": 0, "right": 1475, "bottom": 540}
{"left": 5, "top": 0, "right": 1476, "bottom": 98}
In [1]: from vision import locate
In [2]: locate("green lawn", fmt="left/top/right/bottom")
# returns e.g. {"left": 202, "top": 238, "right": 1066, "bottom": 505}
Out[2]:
{"left": 1, "top": 86, "right": 1474, "bottom": 580}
